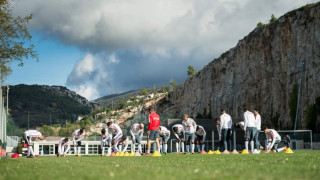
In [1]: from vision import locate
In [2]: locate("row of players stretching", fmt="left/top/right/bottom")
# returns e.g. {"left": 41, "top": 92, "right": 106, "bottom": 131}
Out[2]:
{"left": 22, "top": 108, "right": 288, "bottom": 157}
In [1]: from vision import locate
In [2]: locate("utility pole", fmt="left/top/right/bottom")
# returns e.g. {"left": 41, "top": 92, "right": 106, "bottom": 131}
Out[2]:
{"left": 73, "top": 114, "right": 76, "bottom": 123}
{"left": 6, "top": 85, "right": 9, "bottom": 114}
{"left": 50, "top": 114, "right": 52, "bottom": 126}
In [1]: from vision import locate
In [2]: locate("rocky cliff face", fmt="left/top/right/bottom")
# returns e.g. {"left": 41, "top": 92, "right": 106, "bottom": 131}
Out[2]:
{"left": 156, "top": 3, "right": 320, "bottom": 130}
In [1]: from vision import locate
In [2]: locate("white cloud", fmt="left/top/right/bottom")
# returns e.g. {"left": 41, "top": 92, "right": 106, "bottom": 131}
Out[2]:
{"left": 11, "top": 0, "right": 319, "bottom": 98}
{"left": 72, "top": 84, "right": 99, "bottom": 100}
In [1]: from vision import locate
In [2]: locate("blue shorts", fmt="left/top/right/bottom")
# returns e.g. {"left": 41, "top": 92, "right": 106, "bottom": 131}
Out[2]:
{"left": 132, "top": 135, "right": 142, "bottom": 144}
{"left": 175, "top": 132, "right": 185, "bottom": 141}
{"left": 159, "top": 135, "right": 169, "bottom": 144}
{"left": 148, "top": 129, "right": 160, "bottom": 140}
{"left": 245, "top": 127, "right": 256, "bottom": 140}
{"left": 185, "top": 133, "right": 195, "bottom": 142}
{"left": 196, "top": 134, "right": 206, "bottom": 142}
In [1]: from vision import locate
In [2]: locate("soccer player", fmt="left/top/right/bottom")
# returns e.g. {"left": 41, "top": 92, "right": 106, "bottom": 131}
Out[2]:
{"left": 130, "top": 123, "right": 144, "bottom": 154}
{"left": 107, "top": 122, "right": 123, "bottom": 149}
{"left": 72, "top": 128, "right": 85, "bottom": 156}
{"left": 243, "top": 108, "right": 257, "bottom": 153}
{"left": 57, "top": 137, "right": 70, "bottom": 157}
{"left": 113, "top": 134, "right": 129, "bottom": 153}
{"left": 254, "top": 109, "right": 262, "bottom": 153}
{"left": 101, "top": 128, "right": 112, "bottom": 155}
{"left": 264, "top": 127, "right": 285, "bottom": 153}
{"left": 195, "top": 125, "right": 206, "bottom": 152}
{"left": 159, "top": 126, "right": 170, "bottom": 154}
{"left": 284, "top": 134, "right": 291, "bottom": 148}
{"left": 145, "top": 108, "right": 161, "bottom": 155}
{"left": 23, "top": 130, "right": 45, "bottom": 158}
{"left": 220, "top": 109, "right": 232, "bottom": 154}
{"left": 182, "top": 114, "right": 197, "bottom": 154}
{"left": 172, "top": 124, "right": 185, "bottom": 154}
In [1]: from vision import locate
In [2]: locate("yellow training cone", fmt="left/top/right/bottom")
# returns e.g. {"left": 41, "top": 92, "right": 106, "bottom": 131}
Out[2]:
{"left": 285, "top": 148, "right": 294, "bottom": 154}
{"left": 152, "top": 151, "right": 161, "bottom": 157}
{"left": 119, "top": 152, "right": 124, "bottom": 156}
{"left": 123, "top": 152, "right": 129, "bottom": 156}
{"left": 207, "top": 150, "right": 214, "bottom": 154}
{"left": 214, "top": 150, "right": 221, "bottom": 154}
{"left": 241, "top": 149, "right": 249, "bottom": 154}
{"left": 115, "top": 152, "right": 120, "bottom": 157}
{"left": 129, "top": 152, "right": 135, "bottom": 156}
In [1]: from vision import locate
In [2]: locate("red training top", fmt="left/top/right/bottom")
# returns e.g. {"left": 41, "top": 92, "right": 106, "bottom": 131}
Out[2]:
{"left": 148, "top": 112, "right": 160, "bottom": 131}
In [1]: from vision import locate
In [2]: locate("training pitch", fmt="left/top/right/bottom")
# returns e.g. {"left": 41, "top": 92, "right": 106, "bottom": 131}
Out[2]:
{"left": 1, "top": 151, "right": 320, "bottom": 180}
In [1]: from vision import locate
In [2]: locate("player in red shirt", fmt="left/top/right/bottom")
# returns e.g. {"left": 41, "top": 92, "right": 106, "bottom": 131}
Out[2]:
{"left": 145, "top": 108, "right": 161, "bottom": 155}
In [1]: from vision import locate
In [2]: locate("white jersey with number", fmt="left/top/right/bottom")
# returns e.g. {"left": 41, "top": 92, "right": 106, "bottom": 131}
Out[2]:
{"left": 243, "top": 111, "right": 256, "bottom": 130}
{"left": 255, "top": 114, "right": 261, "bottom": 131}
{"left": 195, "top": 125, "right": 206, "bottom": 136}
{"left": 159, "top": 126, "right": 170, "bottom": 136}
{"left": 101, "top": 129, "right": 112, "bottom": 143}
{"left": 220, "top": 113, "right": 232, "bottom": 130}
{"left": 130, "top": 124, "right": 144, "bottom": 137}
{"left": 72, "top": 129, "right": 85, "bottom": 142}
{"left": 109, "top": 124, "right": 122, "bottom": 136}
{"left": 182, "top": 118, "right": 197, "bottom": 133}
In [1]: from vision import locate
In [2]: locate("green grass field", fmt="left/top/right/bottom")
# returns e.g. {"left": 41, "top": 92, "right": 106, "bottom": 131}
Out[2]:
{"left": 1, "top": 151, "right": 320, "bottom": 180}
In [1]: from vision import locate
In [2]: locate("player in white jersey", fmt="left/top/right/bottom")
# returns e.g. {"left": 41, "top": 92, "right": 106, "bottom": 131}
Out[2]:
{"left": 101, "top": 128, "right": 112, "bottom": 155}
{"left": 113, "top": 134, "right": 129, "bottom": 153}
{"left": 243, "top": 108, "right": 257, "bottom": 152}
{"left": 220, "top": 109, "right": 232, "bottom": 154}
{"left": 182, "top": 114, "right": 197, "bottom": 154}
{"left": 159, "top": 126, "right": 171, "bottom": 154}
{"left": 195, "top": 125, "right": 206, "bottom": 152}
{"left": 253, "top": 109, "right": 262, "bottom": 153}
{"left": 107, "top": 122, "right": 123, "bottom": 145}
{"left": 130, "top": 123, "right": 144, "bottom": 154}
{"left": 57, "top": 137, "right": 70, "bottom": 157}
{"left": 172, "top": 124, "right": 185, "bottom": 154}
{"left": 72, "top": 128, "right": 85, "bottom": 156}
{"left": 264, "top": 127, "right": 285, "bottom": 153}
{"left": 215, "top": 118, "right": 223, "bottom": 151}
{"left": 23, "top": 130, "right": 45, "bottom": 158}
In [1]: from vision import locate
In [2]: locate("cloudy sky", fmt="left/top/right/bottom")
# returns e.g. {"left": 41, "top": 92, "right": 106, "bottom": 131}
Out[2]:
{"left": 8, "top": 0, "right": 318, "bottom": 100}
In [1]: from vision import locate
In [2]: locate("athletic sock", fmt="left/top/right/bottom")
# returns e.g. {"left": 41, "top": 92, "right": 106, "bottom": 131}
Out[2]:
{"left": 160, "top": 144, "right": 162, "bottom": 153}
{"left": 119, "top": 145, "right": 122, "bottom": 152}
{"left": 164, "top": 144, "right": 167, "bottom": 153}
{"left": 197, "top": 145, "right": 201, "bottom": 152}
{"left": 191, "top": 143, "right": 195, "bottom": 153}
{"left": 138, "top": 144, "right": 142, "bottom": 153}
{"left": 132, "top": 143, "right": 136, "bottom": 153}
{"left": 186, "top": 145, "right": 190, "bottom": 153}
{"left": 176, "top": 142, "right": 179, "bottom": 153}
{"left": 147, "top": 149, "right": 150, "bottom": 153}
{"left": 277, "top": 147, "right": 285, "bottom": 152}
{"left": 245, "top": 141, "right": 249, "bottom": 151}
{"left": 74, "top": 146, "right": 77, "bottom": 154}
{"left": 201, "top": 144, "right": 205, "bottom": 151}
{"left": 102, "top": 147, "right": 105, "bottom": 154}
{"left": 78, "top": 147, "right": 81, "bottom": 155}
{"left": 108, "top": 147, "right": 111, "bottom": 155}
{"left": 30, "top": 147, "right": 34, "bottom": 156}
{"left": 250, "top": 141, "right": 254, "bottom": 152}
{"left": 181, "top": 142, "right": 185, "bottom": 153}
{"left": 27, "top": 146, "right": 31, "bottom": 156}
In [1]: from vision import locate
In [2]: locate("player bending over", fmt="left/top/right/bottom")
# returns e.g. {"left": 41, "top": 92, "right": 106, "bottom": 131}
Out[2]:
{"left": 72, "top": 128, "right": 85, "bottom": 156}
{"left": 195, "top": 125, "right": 206, "bottom": 152}
{"left": 159, "top": 126, "right": 171, "bottom": 154}
{"left": 182, "top": 114, "right": 197, "bottom": 154}
{"left": 108, "top": 122, "right": 123, "bottom": 150}
{"left": 101, "top": 128, "right": 112, "bottom": 155}
{"left": 130, "top": 123, "right": 144, "bottom": 154}
{"left": 264, "top": 127, "right": 285, "bottom": 153}
{"left": 172, "top": 124, "right": 185, "bottom": 154}
{"left": 57, "top": 137, "right": 70, "bottom": 157}
{"left": 113, "top": 134, "right": 129, "bottom": 153}
{"left": 23, "top": 130, "right": 45, "bottom": 158}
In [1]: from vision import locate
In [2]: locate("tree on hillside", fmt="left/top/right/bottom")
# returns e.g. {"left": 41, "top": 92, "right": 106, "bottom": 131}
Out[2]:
{"left": 140, "top": 88, "right": 149, "bottom": 96}
{"left": 270, "top": 14, "right": 277, "bottom": 23}
{"left": 169, "top": 80, "right": 177, "bottom": 92}
{"left": 187, "top": 66, "right": 196, "bottom": 78}
{"left": 0, "top": 0, "right": 38, "bottom": 80}
{"left": 256, "top": 22, "right": 264, "bottom": 28}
